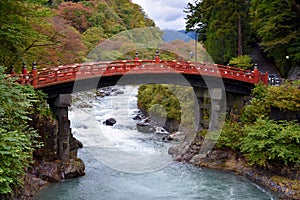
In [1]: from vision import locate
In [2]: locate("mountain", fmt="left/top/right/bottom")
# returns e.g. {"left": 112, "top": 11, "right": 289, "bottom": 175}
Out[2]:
{"left": 162, "top": 30, "right": 196, "bottom": 42}
{"left": 178, "top": 30, "right": 197, "bottom": 40}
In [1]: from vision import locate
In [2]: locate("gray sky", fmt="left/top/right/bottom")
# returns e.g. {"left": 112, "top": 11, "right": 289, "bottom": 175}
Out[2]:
{"left": 132, "top": 0, "right": 191, "bottom": 30}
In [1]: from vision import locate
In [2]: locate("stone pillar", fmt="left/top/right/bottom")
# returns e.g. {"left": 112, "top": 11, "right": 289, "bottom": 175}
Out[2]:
{"left": 52, "top": 94, "right": 72, "bottom": 162}
{"left": 194, "top": 87, "right": 226, "bottom": 130}
{"left": 226, "top": 92, "right": 250, "bottom": 120}
{"left": 193, "top": 88, "right": 210, "bottom": 129}
{"left": 208, "top": 88, "right": 223, "bottom": 131}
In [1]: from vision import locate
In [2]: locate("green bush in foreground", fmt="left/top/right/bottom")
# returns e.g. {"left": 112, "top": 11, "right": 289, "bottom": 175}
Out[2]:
{"left": 218, "top": 82, "right": 300, "bottom": 167}
{"left": 0, "top": 68, "right": 45, "bottom": 194}
{"left": 240, "top": 118, "right": 300, "bottom": 166}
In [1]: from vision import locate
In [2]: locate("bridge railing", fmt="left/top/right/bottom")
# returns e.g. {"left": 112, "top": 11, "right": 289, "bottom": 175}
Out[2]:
{"left": 11, "top": 59, "right": 268, "bottom": 89}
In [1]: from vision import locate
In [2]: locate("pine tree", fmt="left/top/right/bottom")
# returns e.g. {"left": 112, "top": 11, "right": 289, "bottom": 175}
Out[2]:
{"left": 185, "top": 0, "right": 251, "bottom": 64}
{"left": 250, "top": 0, "right": 300, "bottom": 76}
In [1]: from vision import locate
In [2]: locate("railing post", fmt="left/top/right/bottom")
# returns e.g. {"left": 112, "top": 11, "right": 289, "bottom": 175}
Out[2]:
{"left": 10, "top": 65, "right": 16, "bottom": 75}
{"left": 22, "top": 62, "right": 28, "bottom": 74}
{"left": 135, "top": 51, "right": 139, "bottom": 61}
{"left": 253, "top": 65, "right": 259, "bottom": 83}
{"left": 155, "top": 50, "right": 160, "bottom": 63}
{"left": 31, "top": 62, "right": 38, "bottom": 87}
{"left": 265, "top": 71, "right": 269, "bottom": 85}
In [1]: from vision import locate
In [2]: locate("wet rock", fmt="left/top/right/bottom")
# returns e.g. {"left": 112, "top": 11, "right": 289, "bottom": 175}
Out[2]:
{"left": 136, "top": 121, "right": 155, "bottom": 133}
{"left": 133, "top": 114, "right": 143, "bottom": 120}
{"left": 168, "top": 145, "right": 180, "bottom": 155}
{"left": 77, "top": 102, "right": 93, "bottom": 108}
{"left": 70, "top": 133, "right": 83, "bottom": 158}
{"left": 164, "top": 132, "right": 185, "bottom": 142}
{"left": 136, "top": 117, "right": 155, "bottom": 133}
{"left": 36, "top": 161, "right": 62, "bottom": 182}
{"left": 105, "top": 118, "right": 117, "bottom": 126}
{"left": 163, "top": 118, "right": 179, "bottom": 133}
{"left": 155, "top": 127, "right": 169, "bottom": 135}
{"left": 63, "top": 158, "right": 85, "bottom": 179}
{"left": 22, "top": 175, "right": 48, "bottom": 198}
{"left": 116, "top": 90, "right": 124, "bottom": 95}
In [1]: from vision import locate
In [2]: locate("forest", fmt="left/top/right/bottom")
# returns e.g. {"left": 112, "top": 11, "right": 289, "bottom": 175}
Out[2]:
{"left": 2, "top": 0, "right": 299, "bottom": 77}
{"left": 0, "top": 0, "right": 155, "bottom": 71}
{"left": 185, "top": 0, "right": 300, "bottom": 77}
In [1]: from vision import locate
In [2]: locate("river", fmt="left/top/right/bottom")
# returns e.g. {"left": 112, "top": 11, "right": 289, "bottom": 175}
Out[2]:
{"left": 34, "top": 85, "right": 276, "bottom": 200}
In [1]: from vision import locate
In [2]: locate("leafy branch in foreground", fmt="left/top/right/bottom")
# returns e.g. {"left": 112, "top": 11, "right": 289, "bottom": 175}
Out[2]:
{"left": 0, "top": 68, "right": 47, "bottom": 194}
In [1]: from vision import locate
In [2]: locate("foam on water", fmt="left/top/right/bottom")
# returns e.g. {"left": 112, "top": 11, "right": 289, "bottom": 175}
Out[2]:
{"left": 70, "top": 85, "right": 172, "bottom": 173}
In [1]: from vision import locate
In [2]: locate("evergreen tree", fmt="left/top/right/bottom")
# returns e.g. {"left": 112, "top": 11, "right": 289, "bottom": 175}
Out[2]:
{"left": 250, "top": 0, "right": 300, "bottom": 76}
{"left": 185, "top": 0, "right": 251, "bottom": 64}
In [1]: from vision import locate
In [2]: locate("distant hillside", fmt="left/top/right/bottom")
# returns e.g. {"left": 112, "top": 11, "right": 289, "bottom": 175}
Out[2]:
{"left": 162, "top": 30, "right": 196, "bottom": 42}
{"left": 178, "top": 30, "right": 197, "bottom": 40}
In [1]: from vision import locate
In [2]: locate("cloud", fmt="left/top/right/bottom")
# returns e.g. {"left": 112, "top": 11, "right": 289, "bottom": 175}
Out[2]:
{"left": 132, "top": 0, "right": 190, "bottom": 30}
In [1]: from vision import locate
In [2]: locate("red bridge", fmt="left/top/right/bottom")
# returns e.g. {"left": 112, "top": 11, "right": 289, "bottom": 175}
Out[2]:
{"left": 9, "top": 54, "right": 269, "bottom": 162}
{"left": 12, "top": 55, "right": 268, "bottom": 94}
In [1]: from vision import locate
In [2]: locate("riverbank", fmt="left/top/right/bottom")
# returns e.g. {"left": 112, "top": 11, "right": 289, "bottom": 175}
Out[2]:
{"left": 137, "top": 110, "right": 299, "bottom": 199}
{"left": 169, "top": 135, "right": 300, "bottom": 200}
{"left": 9, "top": 116, "right": 86, "bottom": 200}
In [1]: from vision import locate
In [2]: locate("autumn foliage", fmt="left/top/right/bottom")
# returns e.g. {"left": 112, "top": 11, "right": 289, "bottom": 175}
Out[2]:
{"left": 0, "top": 0, "right": 155, "bottom": 71}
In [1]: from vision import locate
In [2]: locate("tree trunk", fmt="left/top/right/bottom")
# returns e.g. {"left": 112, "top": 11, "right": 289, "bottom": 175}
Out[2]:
{"left": 237, "top": 15, "right": 243, "bottom": 56}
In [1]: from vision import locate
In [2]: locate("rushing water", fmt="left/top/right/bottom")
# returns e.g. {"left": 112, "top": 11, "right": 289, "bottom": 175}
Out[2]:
{"left": 34, "top": 85, "right": 276, "bottom": 200}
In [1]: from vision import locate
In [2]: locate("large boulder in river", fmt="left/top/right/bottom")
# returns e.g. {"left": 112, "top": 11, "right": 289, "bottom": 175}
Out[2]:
{"left": 136, "top": 118, "right": 155, "bottom": 133}
{"left": 105, "top": 118, "right": 117, "bottom": 126}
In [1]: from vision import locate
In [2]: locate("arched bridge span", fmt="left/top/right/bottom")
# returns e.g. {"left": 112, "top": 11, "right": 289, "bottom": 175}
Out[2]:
{"left": 11, "top": 57, "right": 268, "bottom": 163}
{"left": 13, "top": 57, "right": 268, "bottom": 98}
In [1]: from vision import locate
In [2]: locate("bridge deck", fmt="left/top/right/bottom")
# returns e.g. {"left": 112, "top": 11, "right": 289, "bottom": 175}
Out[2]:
{"left": 12, "top": 59, "right": 268, "bottom": 90}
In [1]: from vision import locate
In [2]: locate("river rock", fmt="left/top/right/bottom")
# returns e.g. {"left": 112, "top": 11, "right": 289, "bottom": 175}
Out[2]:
{"left": 105, "top": 118, "right": 117, "bottom": 126}
{"left": 136, "top": 118, "right": 155, "bottom": 133}
{"left": 136, "top": 123, "right": 155, "bottom": 133}
{"left": 22, "top": 175, "right": 48, "bottom": 198}
{"left": 155, "top": 127, "right": 169, "bottom": 135}
{"left": 77, "top": 102, "right": 93, "bottom": 108}
{"left": 63, "top": 158, "right": 85, "bottom": 179}
{"left": 133, "top": 114, "right": 143, "bottom": 120}
{"left": 164, "top": 132, "right": 185, "bottom": 142}
{"left": 35, "top": 161, "right": 62, "bottom": 182}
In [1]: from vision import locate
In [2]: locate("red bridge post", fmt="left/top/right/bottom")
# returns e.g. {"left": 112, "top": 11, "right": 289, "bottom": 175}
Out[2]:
{"left": 31, "top": 62, "right": 38, "bottom": 87}
{"left": 253, "top": 65, "right": 259, "bottom": 83}
{"left": 155, "top": 50, "right": 160, "bottom": 63}
{"left": 10, "top": 65, "right": 15, "bottom": 75}
{"left": 22, "top": 62, "right": 28, "bottom": 75}
{"left": 135, "top": 51, "right": 139, "bottom": 60}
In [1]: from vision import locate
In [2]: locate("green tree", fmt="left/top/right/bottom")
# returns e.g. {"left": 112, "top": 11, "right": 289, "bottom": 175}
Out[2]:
{"left": 0, "top": 0, "right": 51, "bottom": 69}
{"left": 229, "top": 55, "right": 253, "bottom": 69}
{"left": 0, "top": 68, "right": 46, "bottom": 194}
{"left": 250, "top": 0, "right": 300, "bottom": 76}
{"left": 185, "top": 0, "right": 251, "bottom": 64}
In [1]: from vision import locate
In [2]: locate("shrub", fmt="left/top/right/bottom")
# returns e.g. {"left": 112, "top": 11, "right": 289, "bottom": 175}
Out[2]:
{"left": 240, "top": 118, "right": 300, "bottom": 166}
{"left": 0, "top": 68, "right": 44, "bottom": 194}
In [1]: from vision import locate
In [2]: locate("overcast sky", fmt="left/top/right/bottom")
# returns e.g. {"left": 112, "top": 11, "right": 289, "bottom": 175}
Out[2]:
{"left": 132, "top": 0, "right": 191, "bottom": 30}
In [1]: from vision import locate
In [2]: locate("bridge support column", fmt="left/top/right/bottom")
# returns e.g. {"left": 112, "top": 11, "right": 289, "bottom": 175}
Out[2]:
{"left": 50, "top": 94, "right": 72, "bottom": 162}
{"left": 209, "top": 88, "right": 225, "bottom": 131}
{"left": 193, "top": 87, "right": 226, "bottom": 130}
{"left": 226, "top": 92, "right": 250, "bottom": 120}
{"left": 194, "top": 88, "right": 210, "bottom": 129}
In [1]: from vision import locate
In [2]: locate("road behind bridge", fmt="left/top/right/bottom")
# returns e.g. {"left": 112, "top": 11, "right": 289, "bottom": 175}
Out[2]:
{"left": 249, "top": 45, "right": 281, "bottom": 77}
